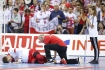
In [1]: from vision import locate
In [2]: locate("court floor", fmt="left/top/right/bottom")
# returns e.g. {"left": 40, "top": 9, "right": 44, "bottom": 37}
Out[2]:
{"left": 0, "top": 57, "right": 105, "bottom": 70}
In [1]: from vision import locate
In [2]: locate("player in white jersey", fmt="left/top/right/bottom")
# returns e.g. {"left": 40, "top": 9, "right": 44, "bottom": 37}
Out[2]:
{"left": 2, "top": 48, "right": 47, "bottom": 64}
{"left": 2, "top": 48, "right": 82, "bottom": 64}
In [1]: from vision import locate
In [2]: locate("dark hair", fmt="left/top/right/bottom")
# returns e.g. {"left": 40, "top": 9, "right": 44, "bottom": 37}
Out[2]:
{"left": 25, "top": 8, "right": 30, "bottom": 13}
{"left": 100, "top": 3, "right": 104, "bottom": 6}
{"left": 80, "top": 7, "right": 85, "bottom": 14}
{"left": 13, "top": 8, "right": 19, "bottom": 12}
{"left": 2, "top": 56, "right": 9, "bottom": 63}
{"left": 89, "top": 6, "right": 97, "bottom": 16}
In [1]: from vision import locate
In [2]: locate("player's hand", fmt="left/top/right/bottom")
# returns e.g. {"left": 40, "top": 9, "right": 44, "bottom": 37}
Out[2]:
{"left": 36, "top": 18, "right": 39, "bottom": 23}
{"left": 57, "top": 15, "right": 60, "bottom": 18}
{"left": 10, "top": 20, "right": 14, "bottom": 22}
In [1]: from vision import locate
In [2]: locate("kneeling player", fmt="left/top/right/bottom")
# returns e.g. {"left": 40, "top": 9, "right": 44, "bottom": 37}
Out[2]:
{"left": 2, "top": 48, "right": 47, "bottom": 64}
{"left": 38, "top": 34, "right": 82, "bottom": 64}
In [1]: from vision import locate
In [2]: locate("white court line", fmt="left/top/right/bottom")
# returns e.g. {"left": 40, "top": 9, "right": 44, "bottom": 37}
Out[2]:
{"left": 0, "top": 65, "right": 6, "bottom": 66}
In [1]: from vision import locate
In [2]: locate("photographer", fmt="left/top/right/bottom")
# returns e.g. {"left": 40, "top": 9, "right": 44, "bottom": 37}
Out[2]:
{"left": 54, "top": 25, "right": 69, "bottom": 34}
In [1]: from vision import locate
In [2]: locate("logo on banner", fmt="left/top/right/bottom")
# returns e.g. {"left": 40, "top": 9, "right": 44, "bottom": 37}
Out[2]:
{"left": 1, "top": 35, "right": 105, "bottom": 54}
{"left": 64, "top": 40, "right": 70, "bottom": 45}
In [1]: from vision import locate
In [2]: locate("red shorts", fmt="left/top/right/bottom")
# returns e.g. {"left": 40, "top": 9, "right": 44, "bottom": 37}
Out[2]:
{"left": 28, "top": 49, "right": 47, "bottom": 64}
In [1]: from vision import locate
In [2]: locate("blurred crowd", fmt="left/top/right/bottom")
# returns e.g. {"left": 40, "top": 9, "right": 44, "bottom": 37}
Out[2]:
{"left": 1, "top": 0, "right": 105, "bottom": 35}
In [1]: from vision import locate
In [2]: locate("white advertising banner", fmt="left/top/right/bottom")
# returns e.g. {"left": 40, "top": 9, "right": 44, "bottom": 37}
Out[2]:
{"left": 1, "top": 34, "right": 105, "bottom": 56}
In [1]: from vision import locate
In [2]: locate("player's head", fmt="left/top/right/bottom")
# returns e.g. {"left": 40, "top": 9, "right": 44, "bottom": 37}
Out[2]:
{"left": 38, "top": 34, "right": 45, "bottom": 42}
{"left": 2, "top": 55, "right": 12, "bottom": 63}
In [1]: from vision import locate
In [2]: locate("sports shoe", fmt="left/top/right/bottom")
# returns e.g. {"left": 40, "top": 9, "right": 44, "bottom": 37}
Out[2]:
{"left": 89, "top": 60, "right": 99, "bottom": 64}
{"left": 44, "top": 59, "right": 55, "bottom": 64}
{"left": 60, "top": 58, "right": 67, "bottom": 64}
{"left": 89, "top": 60, "right": 94, "bottom": 63}
{"left": 78, "top": 57, "right": 83, "bottom": 64}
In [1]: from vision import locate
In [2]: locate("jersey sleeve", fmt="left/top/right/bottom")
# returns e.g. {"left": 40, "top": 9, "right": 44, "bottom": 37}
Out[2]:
{"left": 8, "top": 48, "right": 17, "bottom": 54}
{"left": 74, "top": 14, "right": 77, "bottom": 20}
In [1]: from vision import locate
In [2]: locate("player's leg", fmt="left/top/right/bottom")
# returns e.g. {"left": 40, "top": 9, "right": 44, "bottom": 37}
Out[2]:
{"left": 60, "top": 57, "right": 83, "bottom": 64}
{"left": 89, "top": 37, "right": 99, "bottom": 64}
{"left": 44, "top": 44, "right": 67, "bottom": 63}
{"left": 57, "top": 48, "right": 67, "bottom": 60}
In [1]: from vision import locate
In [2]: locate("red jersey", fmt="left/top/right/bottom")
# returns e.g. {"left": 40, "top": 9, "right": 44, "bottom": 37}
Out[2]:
{"left": 24, "top": 14, "right": 31, "bottom": 26}
{"left": 44, "top": 35, "right": 67, "bottom": 47}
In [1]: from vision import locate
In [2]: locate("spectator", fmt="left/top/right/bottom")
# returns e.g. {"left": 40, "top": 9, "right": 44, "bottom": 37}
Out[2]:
{"left": 77, "top": 7, "right": 87, "bottom": 34}
{"left": 96, "top": 0, "right": 101, "bottom": 13}
{"left": 98, "top": 23, "right": 105, "bottom": 35}
{"left": 2, "top": 5, "right": 10, "bottom": 33}
{"left": 14, "top": 0, "right": 20, "bottom": 8}
{"left": 71, "top": 0, "right": 77, "bottom": 12}
{"left": 49, "top": 4, "right": 65, "bottom": 25}
{"left": 35, "top": 4, "right": 50, "bottom": 26}
{"left": 62, "top": 3, "right": 70, "bottom": 29}
{"left": 21, "top": 9, "right": 31, "bottom": 33}
{"left": 2, "top": 0, "right": 105, "bottom": 35}
{"left": 102, "top": 4, "right": 105, "bottom": 26}
{"left": 30, "top": 5, "right": 35, "bottom": 17}
{"left": 7, "top": 0, "right": 14, "bottom": 17}
{"left": 102, "top": 0, "right": 105, "bottom": 4}
{"left": 24, "top": 0, "right": 32, "bottom": 7}
{"left": 44, "top": 3, "right": 54, "bottom": 12}
{"left": 59, "top": 0, "right": 68, "bottom": 11}
{"left": 8, "top": 8, "right": 21, "bottom": 33}
{"left": 44, "top": 0, "right": 54, "bottom": 10}
{"left": 19, "top": 0, "right": 28, "bottom": 15}
{"left": 54, "top": 25, "right": 69, "bottom": 34}
{"left": 32, "top": 0, "right": 39, "bottom": 12}
{"left": 97, "top": 3, "right": 104, "bottom": 23}
{"left": 67, "top": 6, "right": 77, "bottom": 34}
{"left": 73, "top": 4, "right": 81, "bottom": 34}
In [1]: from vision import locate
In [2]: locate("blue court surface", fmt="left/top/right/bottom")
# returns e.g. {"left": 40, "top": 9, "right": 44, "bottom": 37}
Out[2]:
{"left": 0, "top": 57, "right": 105, "bottom": 70}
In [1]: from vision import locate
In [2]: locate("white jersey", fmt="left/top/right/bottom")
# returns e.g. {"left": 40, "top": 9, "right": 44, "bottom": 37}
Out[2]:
{"left": 35, "top": 11, "right": 50, "bottom": 26}
{"left": 62, "top": 11, "right": 69, "bottom": 27}
{"left": 88, "top": 15, "right": 98, "bottom": 37}
{"left": 67, "top": 13, "right": 77, "bottom": 28}
{"left": 8, "top": 48, "right": 30, "bottom": 63}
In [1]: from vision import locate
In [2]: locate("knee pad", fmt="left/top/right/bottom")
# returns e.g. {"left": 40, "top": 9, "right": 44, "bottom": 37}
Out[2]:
{"left": 33, "top": 52, "right": 39, "bottom": 58}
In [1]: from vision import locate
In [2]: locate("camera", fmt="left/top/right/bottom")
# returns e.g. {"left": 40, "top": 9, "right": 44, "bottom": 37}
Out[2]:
{"left": 84, "top": 27, "right": 87, "bottom": 29}
{"left": 57, "top": 28, "right": 60, "bottom": 31}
